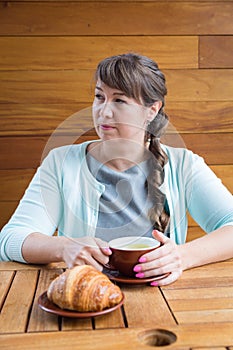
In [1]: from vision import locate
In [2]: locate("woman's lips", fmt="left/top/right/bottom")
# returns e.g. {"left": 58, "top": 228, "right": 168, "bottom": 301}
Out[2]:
{"left": 100, "top": 124, "right": 115, "bottom": 130}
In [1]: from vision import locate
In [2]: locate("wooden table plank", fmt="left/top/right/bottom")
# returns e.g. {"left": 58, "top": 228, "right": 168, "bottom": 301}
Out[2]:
{"left": 192, "top": 348, "right": 227, "bottom": 350}
{"left": 163, "top": 286, "right": 233, "bottom": 301}
{"left": 0, "top": 270, "right": 38, "bottom": 333}
{"left": 169, "top": 297, "right": 233, "bottom": 311}
{"left": 0, "top": 270, "right": 15, "bottom": 309}
{"left": 176, "top": 309, "right": 233, "bottom": 324}
{"left": 160, "top": 261, "right": 233, "bottom": 325}
{"left": 122, "top": 286, "right": 176, "bottom": 327}
{"left": 162, "top": 261, "right": 233, "bottom": 290}
{"left": 0, "top": 262, "right": 67, "bottom": 271}
{"left": 164, "top": 277, "right": 233, "bottom": 289}
{"left": 62, "top": 317, "right": 92, "bottom": 331}
{"left": 94, "top": 307, "right": 125, "bottom": 329}
{"left": 163, "top": 286, "right": 233, "bottom": 300}
{"left": 0, "top": 261, "right": 233, "bottom": 348}
{"left": 27, "top": 268, "right": 63, "bottom": 333}
{"left": 0, "top": 262, "right": 41, "bottom": 271}
{"left": 1, "top": 324, "right": 233, "bottom": 350}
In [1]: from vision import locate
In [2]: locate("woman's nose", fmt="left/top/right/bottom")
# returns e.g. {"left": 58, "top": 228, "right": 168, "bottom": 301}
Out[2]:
{"left": 99, "top": 102, "right": 114, "bottom": 118}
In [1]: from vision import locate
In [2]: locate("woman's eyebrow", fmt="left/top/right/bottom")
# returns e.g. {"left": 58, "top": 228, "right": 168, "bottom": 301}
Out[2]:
{"left": 113, "top": 92, "right": 125, "bottom": 96}
{"left": 95, "top": 86, "right": 125, "bottom": 96}
{"left": 95, "top": 86, "right": 103, "bottom": 91}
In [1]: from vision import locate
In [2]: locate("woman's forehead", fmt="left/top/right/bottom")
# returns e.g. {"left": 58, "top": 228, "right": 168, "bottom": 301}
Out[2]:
{"left": 95, "top": 80, "right": 126, "bottom": 95}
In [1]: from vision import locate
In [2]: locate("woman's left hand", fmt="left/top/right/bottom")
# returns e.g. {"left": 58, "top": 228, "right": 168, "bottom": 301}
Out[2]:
{"left": 133, "top": 230, "right": 183, "bottom": 286}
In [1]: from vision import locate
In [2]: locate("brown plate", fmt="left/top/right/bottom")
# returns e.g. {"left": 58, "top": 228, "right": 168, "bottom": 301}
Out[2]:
{"left": 38, "top": 291, "right": 124, "bottom": 318}
{"left": 104, "top": 269, "right": 169, "bottom": 285}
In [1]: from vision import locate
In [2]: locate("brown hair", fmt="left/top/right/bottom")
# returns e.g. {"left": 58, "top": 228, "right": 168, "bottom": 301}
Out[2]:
{"left": 95, "top": 53, "right": 170, "bottom": 233}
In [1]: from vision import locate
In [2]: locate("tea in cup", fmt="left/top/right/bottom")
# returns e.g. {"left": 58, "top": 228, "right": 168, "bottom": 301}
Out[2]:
{"left": 106, "top": 236, "right": 160, "bottom": 277}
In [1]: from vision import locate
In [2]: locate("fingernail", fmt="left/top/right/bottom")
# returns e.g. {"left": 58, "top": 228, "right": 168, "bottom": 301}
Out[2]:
{"left": 150, "top": 281, "right": 159, "bottom": 287}
{"left": 135, "top": 272, "right": 145, "bottom": 278}
{"left": 133, "top": 265, "right": 142, "bottom": 272}
{"left": 104, "top": 248, "right": 112, "bottom": 254}
{"left": 139, "top": 256, "right": 147, "bottom": 263}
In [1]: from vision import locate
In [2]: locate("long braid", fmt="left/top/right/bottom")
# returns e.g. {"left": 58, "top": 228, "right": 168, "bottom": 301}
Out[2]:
{"left": 146, "top": 134, "right": 170, "bottom": 232}
{"left": 146, "top": 108, "right": 170, "bottom": 233}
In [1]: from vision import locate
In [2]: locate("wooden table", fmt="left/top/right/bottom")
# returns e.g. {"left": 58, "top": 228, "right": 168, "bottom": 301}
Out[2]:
{"left": 0, "top": 259, "right": 233, "bottom": 349}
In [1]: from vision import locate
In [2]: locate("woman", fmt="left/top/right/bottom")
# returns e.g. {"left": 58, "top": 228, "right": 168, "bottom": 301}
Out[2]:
{"left": 0, "top": 53, "right": 233, "bottom": 286}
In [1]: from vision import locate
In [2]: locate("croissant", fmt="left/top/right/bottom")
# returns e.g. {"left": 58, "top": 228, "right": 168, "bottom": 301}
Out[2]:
{"left": 47, "top": 265, "right": 123, "bottom": 312}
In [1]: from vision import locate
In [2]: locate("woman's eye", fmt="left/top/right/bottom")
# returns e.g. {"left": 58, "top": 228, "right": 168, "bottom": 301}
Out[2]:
{"left": 95, "top": 94, "right": 104, "bottom": 100}
{"left": 115, "top": 98, "right": 126, "bottom": 104}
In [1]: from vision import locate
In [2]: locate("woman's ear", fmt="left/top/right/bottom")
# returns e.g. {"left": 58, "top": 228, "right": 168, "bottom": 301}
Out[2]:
{"left": 147, "top": 101, "right": 163, "bottom": 122}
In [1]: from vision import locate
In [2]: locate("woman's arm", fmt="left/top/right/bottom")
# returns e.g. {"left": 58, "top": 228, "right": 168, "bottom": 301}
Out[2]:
{"left": 0, "top": 149, "right": 63, "bottom": 262}
{"left": 21, "top": 232, "right": 112, "bottom": 270}
{"left": 179, "top": 225, "right": 233, "bottom": 270}
{"left": 21, "top": 232, "right": 66, "bottom": 264}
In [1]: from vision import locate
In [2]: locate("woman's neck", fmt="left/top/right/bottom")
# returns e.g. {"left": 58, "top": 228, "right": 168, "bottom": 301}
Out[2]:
{"left": 87, "top": 139, "right": 149, "bottom": 172}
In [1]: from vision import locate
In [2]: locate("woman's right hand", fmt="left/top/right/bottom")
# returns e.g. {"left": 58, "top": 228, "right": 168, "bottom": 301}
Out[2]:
{"left": 61, "top": 236, "right": 112, "bottom": 270}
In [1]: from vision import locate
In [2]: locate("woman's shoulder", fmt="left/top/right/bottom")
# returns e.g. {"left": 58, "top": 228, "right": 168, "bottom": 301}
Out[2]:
{"left": 162, "top": 144, "right": 200, "bottom": 162}
{"left": 45, "top": 140, "right": 99, "bottom": 162}
{"left": 161, "top": 144, "right": 207, "bottom": 178}
{"left": 38, "top": 141, "right": 97, "bottom": 175}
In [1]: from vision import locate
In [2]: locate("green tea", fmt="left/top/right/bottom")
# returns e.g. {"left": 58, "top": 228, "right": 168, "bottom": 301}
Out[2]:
{"left": 124, "top": 243, "right": 151, "bottom": 249}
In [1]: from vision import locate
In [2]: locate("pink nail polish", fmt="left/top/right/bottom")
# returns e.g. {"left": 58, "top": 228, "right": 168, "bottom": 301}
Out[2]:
{"left": 104, "top": 248, "right": 112, "bottom": 254}
{"left": 135, "top": 272, "right": 145, "bottom": 278}
{"left": 139, "top": 256, "right": 147, "bottom": 263}
{"left": 133, "top": 265, "right": 142, "bottom": 272}
{"left": 151, "top": 281, "right": 159, "bottom": 287}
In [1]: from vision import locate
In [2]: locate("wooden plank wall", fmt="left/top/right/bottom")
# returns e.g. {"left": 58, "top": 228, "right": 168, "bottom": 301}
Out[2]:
{"left": 0, "top": 1, "right": 232, "bottom": 241}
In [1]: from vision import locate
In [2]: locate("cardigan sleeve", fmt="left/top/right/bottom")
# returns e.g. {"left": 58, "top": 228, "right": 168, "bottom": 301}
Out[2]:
{"left": 0, "top": 149, "right": 63, "bottom": 262}
{"left": 185, "top": 153, "right": 233, "bottom": 233}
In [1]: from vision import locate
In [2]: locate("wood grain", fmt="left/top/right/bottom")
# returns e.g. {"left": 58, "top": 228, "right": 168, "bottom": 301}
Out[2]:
{"left": 162, "top": 133, "right": 233, "bottom": 165}
{"left": 163, "top": 263, "right": 233, "bottom": 289}
{"left": 0, "top": 169, "right": 35, "bottom": 200}
{"left": 0, "top": 135, "right": 96, "bottom": 169}
{"left": 0, "top": 201, "right": 19, "bottom": 230}
{"left": 0, "top": 36, "right": 198, "bottom": 70}
{"left": 1, "top": 324, "right": 233, "bottom": 349}
{"left": 1, "top": 69, "right": 232, "bottom": 104}
{"left": 175, "top": 309, "right": 233, "bottom": 324}
{"left": 167, "top": 101, "right": 233, "bottom": 133}
{"left": 0, "top": 270, "right": 38, "bottom": 333}
{"left": 0, "top": 101, "right": 232, "bottom": 136}
{"left": 27, "top": 269, "right": 63, "bottom": 333}
{"left": 200, "top": 36, "right": 233, "bottom": 68}
{"left": 0, "top": 271, "right": 15, "bottom": 309}
{"left": 186, "top": 227, "right": 205, "bottom": 241}
{"left": 0, "top": 2, "right": 232, "bottom": 35}
{"left": 1, "top": 261, "right": 233, "bottom": 348}
{"left": 0, "top": 103, "right": 92, "bottom": 136}
{"left": 0, "top": 133, "right": 232, "bottom": 170}
{"left": 123, "top": 286, "right": 176, "bottom": 327}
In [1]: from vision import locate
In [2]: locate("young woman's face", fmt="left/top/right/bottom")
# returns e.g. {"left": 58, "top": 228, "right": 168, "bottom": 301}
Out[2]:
{"left": 92, "top": 80, "right": 153, "bottom": 143}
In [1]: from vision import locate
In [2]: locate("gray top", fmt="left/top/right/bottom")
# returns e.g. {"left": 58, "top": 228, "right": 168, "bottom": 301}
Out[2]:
{"left": 86, "top": 153, "right": 154, "bottom": 241}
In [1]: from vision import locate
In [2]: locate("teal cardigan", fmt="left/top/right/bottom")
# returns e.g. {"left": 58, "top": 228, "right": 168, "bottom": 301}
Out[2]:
{"left": 1, "top": 141, "right": 233, "bottom": 262}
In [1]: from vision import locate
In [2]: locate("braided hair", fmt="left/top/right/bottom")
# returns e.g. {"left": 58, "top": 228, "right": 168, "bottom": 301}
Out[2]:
{"left": 95, "top": 53, "right": 170, "bottom": 233}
